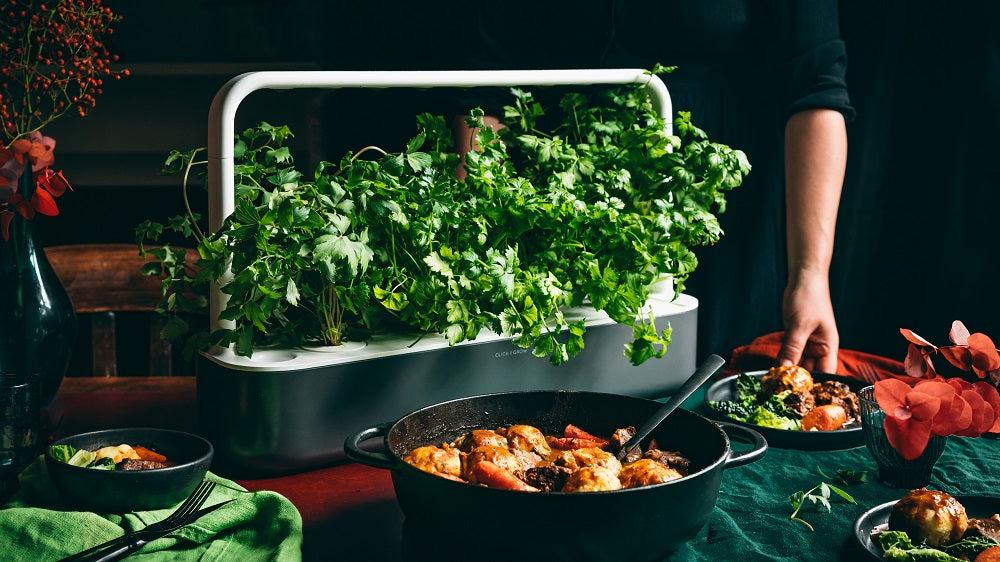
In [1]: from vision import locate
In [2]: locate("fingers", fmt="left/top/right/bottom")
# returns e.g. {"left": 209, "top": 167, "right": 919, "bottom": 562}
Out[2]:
{"left": 776, "top": 331, "right": 807, "bottom": 367}
{"left": 778, "top": 328, "right": 840, "bottom": 373}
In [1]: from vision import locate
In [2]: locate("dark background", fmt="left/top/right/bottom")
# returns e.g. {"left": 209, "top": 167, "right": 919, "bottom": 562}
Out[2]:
{"left": 34, "top": 0, "right": 999, "bottom": 374}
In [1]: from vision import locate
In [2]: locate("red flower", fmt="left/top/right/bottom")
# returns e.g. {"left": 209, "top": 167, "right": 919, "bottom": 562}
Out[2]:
{"left": 0, "top": 134, "right": 73, "bottom": 240}
{"left": 874, "top": 378, "right": 942, "bottom": 460}
{"left": 913, "top": 380, "right": 971, "bottom": 436}
{"left": 874, "top": 375, "right": 1000, "bottom": 460}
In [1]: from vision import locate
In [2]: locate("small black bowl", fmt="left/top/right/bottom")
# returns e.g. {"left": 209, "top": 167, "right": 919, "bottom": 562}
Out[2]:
{"left": 45, "top": 428, "right": 213, "bottom": 512}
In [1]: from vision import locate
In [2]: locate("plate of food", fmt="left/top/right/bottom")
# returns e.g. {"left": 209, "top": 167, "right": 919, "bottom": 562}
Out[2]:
{"left": 703, "top": 366, "right": 866, "bottom": 450}
{"left": 854, "top": 488, "right": 1000, "bottom": 561}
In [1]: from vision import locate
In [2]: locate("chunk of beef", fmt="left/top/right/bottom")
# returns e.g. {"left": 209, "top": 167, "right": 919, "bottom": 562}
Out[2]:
{"left": 609, "top": 426, "right": 642, "bottom": 463}
{"left": 642, "top": 449, "right": 691, "bottom": 475}
{"left": 783, "top": 391, "right": 816, "bottom": 417}
{"left": 811, "top": 380, "right": 860, "bottom": 421}
{"left": 965, "top": 515, "right": 1000, "bottom": 542}
{"left": 119, "top": 458, "right": 168, "bottom": 471}
{"left": 518, "top": 465, "right": 572, "bottom": 492}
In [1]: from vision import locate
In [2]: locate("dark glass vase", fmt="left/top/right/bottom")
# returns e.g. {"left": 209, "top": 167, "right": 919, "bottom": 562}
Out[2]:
{"left": 0, "top": 168, "right": 76, "bottom": 406}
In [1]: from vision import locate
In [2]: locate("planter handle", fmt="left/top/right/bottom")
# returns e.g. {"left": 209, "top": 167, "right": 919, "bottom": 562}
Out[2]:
{"left": 717, "top": 421, "right": 768, "bottom": 469}
{"left": 344, "top": 422, "right": 396, "bottom": 470}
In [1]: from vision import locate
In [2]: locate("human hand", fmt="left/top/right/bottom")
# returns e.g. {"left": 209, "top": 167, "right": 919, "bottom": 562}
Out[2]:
{"left": 451, "top": 114, "right": 503, "bottom": 180}
{"left": 776, "top": 274, "right": 840, "bottom": 373}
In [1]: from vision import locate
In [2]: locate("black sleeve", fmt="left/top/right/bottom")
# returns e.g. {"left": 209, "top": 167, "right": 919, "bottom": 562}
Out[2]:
{"left": 777, "top": 0, "right": 856, "bottom": 121}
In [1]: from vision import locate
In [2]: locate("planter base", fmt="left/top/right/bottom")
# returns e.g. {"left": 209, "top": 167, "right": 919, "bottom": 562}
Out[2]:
{"left": 197, "top": 294, "right": 698, "bottom": 473}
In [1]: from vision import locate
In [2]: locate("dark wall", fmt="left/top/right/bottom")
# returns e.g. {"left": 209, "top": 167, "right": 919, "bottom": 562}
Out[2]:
{"left": 834, "top": 0, "right": 999, "bottom": 360}
{"left": 34, "top": 0, "right": 999, "bottom": 367}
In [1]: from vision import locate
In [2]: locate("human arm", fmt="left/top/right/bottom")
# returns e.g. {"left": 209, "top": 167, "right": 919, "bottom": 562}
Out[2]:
{"left": 776, "top": 108, "right": 847, "bottom": 373}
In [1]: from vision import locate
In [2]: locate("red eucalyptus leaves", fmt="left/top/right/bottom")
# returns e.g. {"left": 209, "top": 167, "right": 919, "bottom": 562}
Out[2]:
{"left": 873, "top": 320, "right": 1000, "bottom": 460}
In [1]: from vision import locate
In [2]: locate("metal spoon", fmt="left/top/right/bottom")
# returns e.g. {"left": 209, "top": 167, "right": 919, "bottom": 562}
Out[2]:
{"left": 616, "top": 354, "right": 727, "bottom": 461}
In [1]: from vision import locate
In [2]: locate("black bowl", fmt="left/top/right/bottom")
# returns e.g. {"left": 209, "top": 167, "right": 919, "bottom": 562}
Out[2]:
{"left": 45, "top": 428, "right": 213, "bottom": 512}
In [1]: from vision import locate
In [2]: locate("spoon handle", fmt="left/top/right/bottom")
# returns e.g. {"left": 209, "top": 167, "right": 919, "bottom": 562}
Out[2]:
{"left": 617, "top": 354, "right": 727, "bottom": 461}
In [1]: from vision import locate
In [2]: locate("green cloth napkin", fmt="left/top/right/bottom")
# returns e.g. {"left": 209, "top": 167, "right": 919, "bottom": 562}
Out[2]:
{"left": 0, "top": 457, "right": 302, "bottom": 561}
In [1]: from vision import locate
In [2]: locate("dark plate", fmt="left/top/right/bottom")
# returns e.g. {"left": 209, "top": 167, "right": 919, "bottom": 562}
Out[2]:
{"left": 703, "top": 370, "right": 867, "bottom": 450}
{"left": 854, "top": 494, "right": 1000, "bottom": 560}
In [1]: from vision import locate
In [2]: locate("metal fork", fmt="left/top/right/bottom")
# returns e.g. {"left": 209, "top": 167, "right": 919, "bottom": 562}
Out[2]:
{"left": 60, "top": 480, "right": 218, "bottom": 562}
{"left": 857, "top": 362, "right": 882, "bottom": 385}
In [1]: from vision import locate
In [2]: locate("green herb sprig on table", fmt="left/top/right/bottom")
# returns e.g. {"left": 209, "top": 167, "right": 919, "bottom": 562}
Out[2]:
{"left": 136, "top": 68, "right": 750, "bottom": 365}
{"left": 788, "top": 481, "right": 856, "bottom": 532}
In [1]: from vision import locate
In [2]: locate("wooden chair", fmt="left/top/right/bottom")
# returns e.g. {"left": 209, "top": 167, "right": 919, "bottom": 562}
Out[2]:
{"left": 44, "top": 243, "right": 201, "bottom": 377}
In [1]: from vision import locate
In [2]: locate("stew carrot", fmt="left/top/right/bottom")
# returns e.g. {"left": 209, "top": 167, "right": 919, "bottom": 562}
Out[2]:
{"left": 563, "top": 424, "right": 610, "bottom": 446}
{"left": 472, "top": 461, "right": 539, "bottom": 492}
{"left": 547, "top": 436, "right": 608, "bottom": 450}
{"left": 133, "top": 445, "right": 167, "bottom": 462}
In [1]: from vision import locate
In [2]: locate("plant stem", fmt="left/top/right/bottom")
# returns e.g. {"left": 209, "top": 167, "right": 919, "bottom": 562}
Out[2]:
{"left": 182, "top": 148, "right": 206, "bottom": 241}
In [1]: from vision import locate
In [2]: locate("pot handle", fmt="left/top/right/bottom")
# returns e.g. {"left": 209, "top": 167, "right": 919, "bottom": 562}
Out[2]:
{"left": 717, "top": 421, "right": 768, "bottom": 469}
{"left": 344, "top": 422, "right": 396, "bottom": 470}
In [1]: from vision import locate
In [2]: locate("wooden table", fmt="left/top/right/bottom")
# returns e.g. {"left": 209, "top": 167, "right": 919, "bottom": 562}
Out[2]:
{"left": 45, "top": 376, "right": 406, "bottom": 561}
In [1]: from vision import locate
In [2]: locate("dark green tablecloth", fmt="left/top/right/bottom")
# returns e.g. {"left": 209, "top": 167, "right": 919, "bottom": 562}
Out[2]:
{"left": 666, "top": 386, "right": 1000, "bottom": 561}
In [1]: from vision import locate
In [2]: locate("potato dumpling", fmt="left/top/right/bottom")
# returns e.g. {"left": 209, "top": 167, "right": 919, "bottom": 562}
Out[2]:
{"left": 504, "top": 424, "right": 552, "bottom": 458}
{"left": 888, "top": 488, "right": 968, "bottom": 547}
{"left": 94, "top": 444, "right": 139, "bottom": 464}
{"left": 618, "top": 459, "right": 684, "bottom": 488}
{"left": 553, "top": 447, "right": 622, "bottom": 473}
{"left": 403, "top": 445, "right": 462, "bottom": 478}
{"left": 759, "top": 365, "right": 814, "bottom": 398}
{"left": 562, "top": 466, "right": 622, "bottom": 493}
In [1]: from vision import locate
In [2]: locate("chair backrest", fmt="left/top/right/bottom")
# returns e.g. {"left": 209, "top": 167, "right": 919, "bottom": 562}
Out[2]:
{"left": 44, "top": 243, "right": 200, "bottom": 377}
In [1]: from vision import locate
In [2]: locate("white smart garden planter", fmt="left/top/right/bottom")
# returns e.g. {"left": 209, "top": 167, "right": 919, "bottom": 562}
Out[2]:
{"left": 196, "top": 70, "right": 699, "bottom": 472}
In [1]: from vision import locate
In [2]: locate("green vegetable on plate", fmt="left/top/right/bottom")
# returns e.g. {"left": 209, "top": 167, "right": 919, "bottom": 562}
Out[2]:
{"left": 878, "top": 529, "right": 999, "bottom": 561}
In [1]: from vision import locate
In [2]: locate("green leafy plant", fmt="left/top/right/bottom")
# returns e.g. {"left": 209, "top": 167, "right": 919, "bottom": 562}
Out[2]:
{"left": 137, "top": 69, "right": 749, "bottom": 365}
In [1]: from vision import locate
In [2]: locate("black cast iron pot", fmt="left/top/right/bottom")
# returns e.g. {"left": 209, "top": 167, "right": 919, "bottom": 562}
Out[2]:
{"left": 345, "top": 390, "right": 767, "bottom": 562}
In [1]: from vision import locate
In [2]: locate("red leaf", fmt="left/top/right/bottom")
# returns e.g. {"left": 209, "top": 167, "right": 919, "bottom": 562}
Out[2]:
{"left": 8, "top": 193, "right": 34, "bottom": 219}
{"left": 972, "top": 382, "right": 1000, "bottom": 433}
{"left": 36, "top": 168, "right": 71, "bottom": 197}
{"left": 904, "top": 344, "right": 934, "bottom": 378}
{"left": 947, "top": 378, "right": 973, "bottom": 393}
{"left": 0, "top": 210, "right": 12, "bottom": 241}
{"left": 905, "top": 390, "right": 942, "bottom": 422}
{"left": 949, "top": 320, "right": 971, "bottom": 345}
{"left": 30, "top": 188, "right": 59, "bottom": 216}
{"left": 9, "top": 139, "right": 31, "bottom": 161}
{"left": 968, "top": 333, "right": 1000, "bottom": 374}
{"left": 939, "top": 346, "right": 973, "bottom": 371}
{"left": 956, "top": 390, "right": 992, "bottom": 437}
{"left": 874, "top": 378, "right": 913, "bottom": 413}
{"left": 884, "top": 414, "right": 934, "bottom": 461}
{"left": 915, "top": 380, "right": 971, "bottom": 436}
{"left": 901, "top": 328, "right": 935, "bottom": 347}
